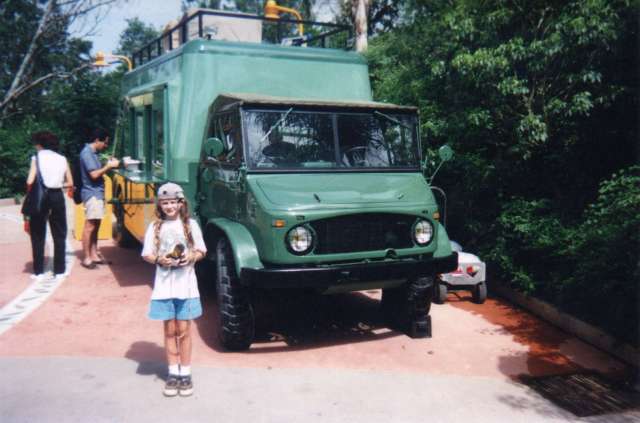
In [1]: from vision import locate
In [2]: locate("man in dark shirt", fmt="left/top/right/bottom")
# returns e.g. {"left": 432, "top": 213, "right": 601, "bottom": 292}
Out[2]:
{"left": 79, "top": 128, "right": 119, "bottom": 268}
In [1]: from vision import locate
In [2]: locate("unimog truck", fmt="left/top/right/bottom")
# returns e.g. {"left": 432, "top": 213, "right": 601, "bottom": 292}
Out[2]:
{"left": 111, "top": 9, "right": 457, "bottom": 350}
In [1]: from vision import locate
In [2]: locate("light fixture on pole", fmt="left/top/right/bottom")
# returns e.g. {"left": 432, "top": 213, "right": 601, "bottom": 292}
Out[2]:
{"left": 93, "top": 51, "right": 133, "bottom": 71}
{"left": 264, "top": 0, "right": 304, "bottom": 36}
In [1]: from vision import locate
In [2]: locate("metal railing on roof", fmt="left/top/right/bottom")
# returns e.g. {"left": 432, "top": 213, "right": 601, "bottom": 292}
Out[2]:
{"left": 132, "top": 9, "right": 353, "bottom": 68}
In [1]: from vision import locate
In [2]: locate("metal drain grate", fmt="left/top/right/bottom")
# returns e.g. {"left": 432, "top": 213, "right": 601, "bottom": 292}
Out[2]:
{"left": 519, "top": 372, "right": 640, "bottom": 417}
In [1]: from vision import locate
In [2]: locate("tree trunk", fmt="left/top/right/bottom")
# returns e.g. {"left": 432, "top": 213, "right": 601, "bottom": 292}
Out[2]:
{"left": 352, "top": 0, "right": 369, "bottom": 53}
{"left": 1, "top": 0, "right": 55, "bottom": 120}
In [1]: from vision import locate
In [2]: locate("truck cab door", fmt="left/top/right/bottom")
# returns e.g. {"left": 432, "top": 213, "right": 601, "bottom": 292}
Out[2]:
{"left": 199, "top": 111, "right": 245, "bottom": 220}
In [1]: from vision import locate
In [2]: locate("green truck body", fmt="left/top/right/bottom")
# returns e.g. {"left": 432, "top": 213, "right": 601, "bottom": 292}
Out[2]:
{"left": 114, "top": 12, "right": 456, "bottom": 350}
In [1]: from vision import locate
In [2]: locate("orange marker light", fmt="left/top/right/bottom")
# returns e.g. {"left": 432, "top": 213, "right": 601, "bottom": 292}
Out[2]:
{"left": 272, "top": 219, "right": 286, "bottom": 228}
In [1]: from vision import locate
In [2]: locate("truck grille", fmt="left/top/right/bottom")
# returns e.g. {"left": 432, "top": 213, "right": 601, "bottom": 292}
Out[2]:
{"left": 310, "top": 213, "right": 416, "bottom": 254}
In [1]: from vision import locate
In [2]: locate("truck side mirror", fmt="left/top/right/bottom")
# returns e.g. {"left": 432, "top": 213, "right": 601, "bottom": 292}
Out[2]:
{"left": 426, "top": 144, "right": 454, "bottom": 184}
{"left": 204, "top": 137, "right": 225, "bottom": 158}
{"left": 438, "top": 145, "right": 453, "bottom": 162}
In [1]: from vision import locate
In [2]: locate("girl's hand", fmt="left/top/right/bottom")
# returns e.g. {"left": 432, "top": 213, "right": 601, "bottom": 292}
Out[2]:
{"left": 178, "top": 252, "right": 194, "bottom": 267}
{"left": 178, "top": 251, "right": 202, "bottom": 267}
{"left": 156, "top": 256, "right": 177, "bottom": 268}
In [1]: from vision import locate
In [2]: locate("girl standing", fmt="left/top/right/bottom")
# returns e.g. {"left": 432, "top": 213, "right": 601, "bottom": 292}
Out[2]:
{"left": 141, "top": 182, "right": 206, "bottom": 397}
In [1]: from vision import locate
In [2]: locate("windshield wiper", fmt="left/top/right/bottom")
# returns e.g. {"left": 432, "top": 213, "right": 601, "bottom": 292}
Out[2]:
{"left": 374, "top": 110, "right": 412, "bottom": 130}
{"left": 260, "top": 107, "right": 294, "bottom": 143}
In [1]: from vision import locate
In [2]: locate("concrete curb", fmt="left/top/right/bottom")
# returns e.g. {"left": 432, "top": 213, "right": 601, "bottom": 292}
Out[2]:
{"left": 491, "top": 282, "right": 639, "bottom": 369}
{"left": 0, "top": 198, "right": 19, "bottom": 206}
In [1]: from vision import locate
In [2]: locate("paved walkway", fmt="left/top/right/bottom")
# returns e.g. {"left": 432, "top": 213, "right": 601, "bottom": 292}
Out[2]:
{"left": 0, "top": 202, "right": 637, "bottom": 422}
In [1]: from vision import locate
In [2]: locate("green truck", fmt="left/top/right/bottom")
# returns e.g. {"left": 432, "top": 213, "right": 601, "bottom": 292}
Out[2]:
{"left": 112, "top": 9, "right": 457, "bottom": 350}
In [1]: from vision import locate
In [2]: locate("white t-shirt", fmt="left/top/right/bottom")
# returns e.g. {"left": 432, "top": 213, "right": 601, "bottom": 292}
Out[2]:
{"left": 32, "top": 150, "right": 68, "bottom": 189}
{"left": 141, "top": 218, "right": 207, "bottom": 300}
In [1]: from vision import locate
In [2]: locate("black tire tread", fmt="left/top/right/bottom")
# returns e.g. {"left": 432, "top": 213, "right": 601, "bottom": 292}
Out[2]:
{"left": 216, "top": 238, "right": 254, "bottom": 351}
{"left": 381, "top": 276, "right": 433, "bottom": 338}
{"left": 472, "top": 282, "right": 487, "bottom": 304}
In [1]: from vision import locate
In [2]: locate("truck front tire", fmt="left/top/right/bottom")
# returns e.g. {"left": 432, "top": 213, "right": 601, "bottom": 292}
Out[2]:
{"left": 381, "top": 276, "right": 433, "bottom": 338}
{"left": 216, "top": 238, "right": 255, "bottom": 351}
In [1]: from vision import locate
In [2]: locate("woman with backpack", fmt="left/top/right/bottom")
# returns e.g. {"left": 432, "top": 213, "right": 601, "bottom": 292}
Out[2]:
{"left": 24, "top": 131, "right": 74, "bottom": 282}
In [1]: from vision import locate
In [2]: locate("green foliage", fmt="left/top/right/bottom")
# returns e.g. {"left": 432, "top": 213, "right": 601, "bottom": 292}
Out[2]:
{"left": 182, "top": 0, "right": 314, "bottom": 18}
{"left": 368, "top": 0, "right": 639, "bottom": 345}
{"left": 563, "top": 166, "right": 640, "bottom": 344}
{"left": 0, "top": 117, "right": 66, "bottom": 198}
{"left": 0, "top": 0, "right": 93, "bottom": 122}
{"left": 44, "top": 71, "right": 121, "bottom": 158}
{"left": 115, "top": 18, "right": 160, "bottom": 58}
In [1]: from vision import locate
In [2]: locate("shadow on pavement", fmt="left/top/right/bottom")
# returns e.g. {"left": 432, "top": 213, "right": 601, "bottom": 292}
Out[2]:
{"left": 194, "top": 289, "right": 402, "bottom": 353}
{"left": 98, "top": 244, "right": 153, "bottom": 288}
{"left": 448, "top": 292, "right": 637, "bottom": 419}
{"left": 125, "top": 341, "right": 166, "bottom": 380}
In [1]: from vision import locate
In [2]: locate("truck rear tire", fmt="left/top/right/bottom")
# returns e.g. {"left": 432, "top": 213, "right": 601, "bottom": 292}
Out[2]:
{"left": 216, "top": 238, "right": 254, "bottom": 351}
{"left": 472, "top": 282, "right": 487, "bottom": 304}
{"left": 434, "top": 282, "right": 448, "bottom": 304}
{"left": 381, "top": 276, "right": 433, "bottom": 338}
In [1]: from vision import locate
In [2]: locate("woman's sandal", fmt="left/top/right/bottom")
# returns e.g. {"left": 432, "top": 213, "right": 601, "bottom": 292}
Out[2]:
{"left": 93, "top": 254, "right": 112, "bottom": 265}
{"left": 80, "top": 261, "right": 96, "bottom": 269}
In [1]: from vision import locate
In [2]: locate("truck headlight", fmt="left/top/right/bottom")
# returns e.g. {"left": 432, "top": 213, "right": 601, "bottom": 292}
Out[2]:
{"left": 413, "top": 219, "right": 433, "bottom": 246}
{"left": 286, "top": 225, "right": 314, "bottom": 255}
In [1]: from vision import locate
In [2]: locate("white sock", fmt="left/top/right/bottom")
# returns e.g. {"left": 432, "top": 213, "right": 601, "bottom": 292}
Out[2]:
{"left": 168, "top": 364, "right": 180, "bottom": 376}
{"left": 179, "top": 365, "right": 191, "bottom": 376}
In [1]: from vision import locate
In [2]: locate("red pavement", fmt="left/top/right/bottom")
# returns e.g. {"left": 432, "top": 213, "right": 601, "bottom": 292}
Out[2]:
{"left": 0, "top": 213, "right": 631, "bottom": 383}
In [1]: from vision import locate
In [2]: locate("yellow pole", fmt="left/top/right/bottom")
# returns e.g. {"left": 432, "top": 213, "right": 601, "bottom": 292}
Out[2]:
{"left": 264, "top": 0, "right": 304, "bottom": 36}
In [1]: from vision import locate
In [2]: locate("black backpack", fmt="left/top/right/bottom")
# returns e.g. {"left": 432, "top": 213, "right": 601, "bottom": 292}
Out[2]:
{"left": 71, "top": 157, "right": 83, "bottom": 205}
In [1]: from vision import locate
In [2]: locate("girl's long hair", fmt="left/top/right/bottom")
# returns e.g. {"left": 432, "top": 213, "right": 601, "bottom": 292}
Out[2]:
{"left": 153, "top": 198, "right": 194, "bottom": 254}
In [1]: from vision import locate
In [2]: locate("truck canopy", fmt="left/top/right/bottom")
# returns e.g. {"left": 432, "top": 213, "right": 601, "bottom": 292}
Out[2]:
{"left": 120, "top": 39, "right": 372, "bottom": 185}
{"left": 211, "top": 93, "right": 419, "bottom": 113}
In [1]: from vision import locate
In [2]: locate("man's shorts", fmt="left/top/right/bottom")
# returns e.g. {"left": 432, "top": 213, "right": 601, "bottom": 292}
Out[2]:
{"left": 148, "top": 298, "right": 202, "bottom": 321}
{"left": 84, "top": 196, "right": 105, "bottom": 220}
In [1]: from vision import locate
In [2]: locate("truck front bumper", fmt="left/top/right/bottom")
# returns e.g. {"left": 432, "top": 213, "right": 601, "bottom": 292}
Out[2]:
{"left": 240, "top": 253, "right": 458, "bottom": 289}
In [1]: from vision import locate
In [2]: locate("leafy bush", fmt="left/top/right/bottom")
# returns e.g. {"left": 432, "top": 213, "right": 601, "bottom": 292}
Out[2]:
{"left": 562, "top": 166, "right": 640, "bottom": 345}
{"left": 0, "top": 117, "right": 66, "bottom": 199}
{"left": 484, "top": 168, "right": 639, "bottom": 346}
{"left": 368, "top": 0, "right": 638, "bottom": 345}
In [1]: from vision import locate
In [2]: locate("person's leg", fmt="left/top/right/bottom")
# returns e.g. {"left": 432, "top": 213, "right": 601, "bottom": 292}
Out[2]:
{"left": 89, "top": 219, "right": 100, "bottom": 262}
{"left": 81, "top": 219, "right": 96, "bottom": 265}
{"left": 163, "top": 319, "right": 180, "bottom": 396}
{"left": 176, "top": 320, "right": 192, "bottom": 366}
{"left": 163, "top": 319, "right": 180, "bottom": 366}
{"left": 29, "top": 213, "right": 47, "bottom": 275}
{"left": 48, "top": 191, "right": 67, "bottom": 275}
{"left": 176, "top": 319, "right": 194, "bottom": 396}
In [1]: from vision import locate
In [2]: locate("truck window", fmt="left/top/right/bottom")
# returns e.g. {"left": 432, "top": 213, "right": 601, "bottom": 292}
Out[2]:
{"left": 244, "top": 109, "right": 420, "bottom": 170}
{"left": 134, "top": 110, "right": 146, "bottom": 166}
{"left": 152, "top": 106, "right": 164, "bottom": 177}
{"left": 208, "top": 112, "right": 243, "bottom": 165}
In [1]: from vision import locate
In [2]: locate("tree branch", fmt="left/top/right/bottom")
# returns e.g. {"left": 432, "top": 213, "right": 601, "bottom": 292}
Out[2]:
{"left": 2, "top": 0, "right": 55, "bottom": 113}
{"left": 0, "top": 63, "right": 90, "bottom": 115}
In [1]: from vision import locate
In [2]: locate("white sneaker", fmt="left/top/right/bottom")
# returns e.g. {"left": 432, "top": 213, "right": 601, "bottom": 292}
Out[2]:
{"left": 53, "top": 274, "right": 67, "bottom": 282}
{"left": 30, "top": 273, "right": 52, "bottom": 282}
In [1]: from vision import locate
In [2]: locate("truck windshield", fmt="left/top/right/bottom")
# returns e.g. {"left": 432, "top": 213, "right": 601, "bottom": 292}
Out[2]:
{"left": 243, "top": 109, "right": 420, "bottom": 170}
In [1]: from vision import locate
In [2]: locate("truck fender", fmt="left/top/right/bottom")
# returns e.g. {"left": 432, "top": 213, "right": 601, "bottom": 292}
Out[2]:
{"left": 204, "top": 218, "right": 263, "bottom": 275}
{"left": 433, "top": 222, "right": 453, "bottom": 258}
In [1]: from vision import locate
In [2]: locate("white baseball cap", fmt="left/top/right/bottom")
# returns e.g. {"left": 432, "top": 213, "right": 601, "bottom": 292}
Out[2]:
{"left": 156, "top": 182, "right": 185, "bottom": 200}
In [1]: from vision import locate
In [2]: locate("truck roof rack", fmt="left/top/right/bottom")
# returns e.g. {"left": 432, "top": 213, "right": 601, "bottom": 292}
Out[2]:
{"left": 132, "top": 8, "right": 353, "bottom": 68}
{"left": 214, "top": 93, "right": 419, "bottom": 113}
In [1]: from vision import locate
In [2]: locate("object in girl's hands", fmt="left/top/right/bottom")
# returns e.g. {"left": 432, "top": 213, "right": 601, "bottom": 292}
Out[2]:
{"left": 166, "top": 243, "right": 185, "bottom": 260}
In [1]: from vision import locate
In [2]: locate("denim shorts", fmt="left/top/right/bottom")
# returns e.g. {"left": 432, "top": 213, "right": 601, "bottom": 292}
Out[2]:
{"left": 148, "top": 298, "right": 202, "bottom": 321}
